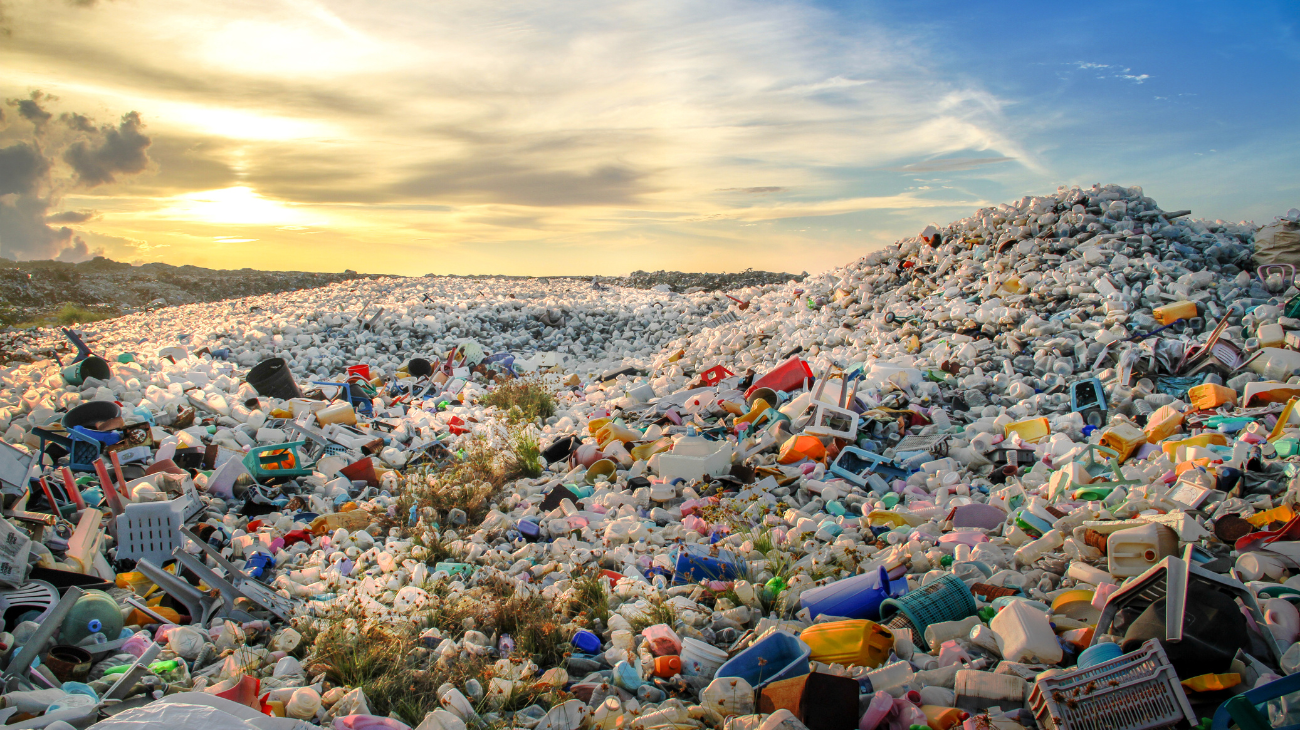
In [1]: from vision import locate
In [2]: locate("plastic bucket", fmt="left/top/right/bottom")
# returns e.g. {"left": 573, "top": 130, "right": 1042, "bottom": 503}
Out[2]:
{"left": 680, "top": 636, "right": 729, "bottom": 679}
{"left": 61, "top": 356, "right": 111, "bottom": 386}
{"left": 800, "top": 565, "right": 908, "bottom": 621}
{"left": 62, "top": 400, "right": 122, "bottom": 431}
{"left": 407, "top": 358, "right": 433, "bottom": 378}
{"left": 1077, "top": 642, "right": 1123, "bottom": 669}
{"left": 247, "top": 357, "right": 303, "bottom": 400}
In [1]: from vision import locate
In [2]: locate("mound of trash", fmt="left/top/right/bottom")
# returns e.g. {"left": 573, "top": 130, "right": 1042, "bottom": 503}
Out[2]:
{"left": 1, "top": 183, "right": 1298, "bottom": 730}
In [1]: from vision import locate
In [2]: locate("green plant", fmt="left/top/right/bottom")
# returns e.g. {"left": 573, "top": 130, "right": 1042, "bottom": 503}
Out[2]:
{"left": 482, "top": 377, "right": 556, "bottom": 424}
{"left": 568, "top": 569, "right": 611, "bottom": 626}
{"left": 628, "top": 597, "right": 677, "bottom": 633}
{"left": 506, "top": 427, "right": 543, "bottom": 479}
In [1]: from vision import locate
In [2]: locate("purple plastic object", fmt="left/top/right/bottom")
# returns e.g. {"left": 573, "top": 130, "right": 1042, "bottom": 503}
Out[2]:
{"left": 951, "top": 503, "right": 1007, "bottom": 530}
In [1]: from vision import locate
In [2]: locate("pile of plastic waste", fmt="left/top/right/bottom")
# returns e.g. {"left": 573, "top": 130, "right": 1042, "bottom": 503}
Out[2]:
{"left": 2, "top": 183, "right": 1300, "bottom": 730}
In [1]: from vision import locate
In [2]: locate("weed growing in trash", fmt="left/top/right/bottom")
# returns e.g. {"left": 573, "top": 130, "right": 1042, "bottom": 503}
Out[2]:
{"left": 568, "top": 569, "right": 612, "bottom": 625}
{"left": 507, "top": 427, "right": 544, "bottom": 479}
{"left": 628, "top": 597, "right": 677, "bottom": 634}
{"left": 305, "top": 576, "right": 571, "bottom": 725}
{"left": 482, "top": 377, "right": 557, "bottom": 424}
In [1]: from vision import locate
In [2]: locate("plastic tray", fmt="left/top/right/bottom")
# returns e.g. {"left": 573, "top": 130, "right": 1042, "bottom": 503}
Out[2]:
{"left": 1028, "top": 639, "right": 1195, "bottom": 730}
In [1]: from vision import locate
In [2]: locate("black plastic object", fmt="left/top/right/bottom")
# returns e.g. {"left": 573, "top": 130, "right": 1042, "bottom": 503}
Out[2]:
{"left": 246, "top": 357, "right": 303, "bottom": 400}
{"left": 801, "top": 672, "right": 861, "bottom": 730}
{"left": 407, "top": 358, "right": 434, "bottom": 378}
{"left": 1121, "top": 582, "right": 1246, "bottom": 677}
{"left": 1070, "top": 378, "right": 1107, "bottom": 428}
{"left": 539, "top": 485, "right": 578, "bottom": 512}
{"left": 541, "top": 435, "right": 578, "bottom": 463}
{"left": 62, "top": 401, "right": 122, "bottom": 432}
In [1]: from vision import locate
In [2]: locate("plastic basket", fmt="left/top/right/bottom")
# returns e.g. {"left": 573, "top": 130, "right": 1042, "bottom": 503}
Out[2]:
{"left": 877, "top": 574, "right": 977, "bottom": 650}
{"left": 1028, "top": 639, "right": 1195, "bottom": 730}
{"left": 116, "top": 500, "right": 185, "bottom": 565}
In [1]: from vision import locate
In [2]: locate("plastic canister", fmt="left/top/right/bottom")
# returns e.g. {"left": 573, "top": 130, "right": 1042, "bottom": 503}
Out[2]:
{"left": 653, "top": 655, "right": 683, "bottom": 678}
{"left": 572, "top": 630, "right": 601, "bottom": 654}
{"left": 680, "top": 637, "right": 728, "bottom": 678}
{"left": 799, "top": 620, "right": 893, "bottom": 669}
{"left": 988, "top": 600, "right": 1062, "bottom": 664}
{"left": 921, "top": 706, "right": 967, "bottom": 730}
{"left": 862, "top": 660, "right": 913, "bottom": 693}
{"left": 59, "top": 590, "right": 124, "bottom": 646}
{"left": 316, "top": 402, "right": 357, "bottom": 426}
{"left": 641, "top": 624, "right": 682, "bottom": 656}
{"left": 1250, "top": 348, "right": 1300, "bottom": 381}
{"left": 1188, "top": 383, "right": 1237, "bottom": 410}
{"left": 1098, "top": 423, "right": 1147, "bottom": 463}
{"left": 1144, "top": 405, "right": 1184, "bottom": 443}
{"left": 1259, "top": 323, "right": 1286, "bottom": 349}
{"left": 1107, "top": 523, "right": 1178, "bottom": 577}
{"left": 1153, "top": 300, "right": 1197, "bottom": 325}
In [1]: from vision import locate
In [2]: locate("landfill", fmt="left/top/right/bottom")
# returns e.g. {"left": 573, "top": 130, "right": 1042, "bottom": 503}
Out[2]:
{"left": 2, "top": 183, "right": 1300, "bottom": 730}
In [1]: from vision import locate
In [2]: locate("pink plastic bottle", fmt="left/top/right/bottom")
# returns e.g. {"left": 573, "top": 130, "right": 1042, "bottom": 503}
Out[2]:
{"left": 859, "top": 691, "right": 894, "bottom": 730}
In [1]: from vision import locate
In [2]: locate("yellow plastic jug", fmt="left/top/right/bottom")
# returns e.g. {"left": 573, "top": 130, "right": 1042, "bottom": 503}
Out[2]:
{"left": 1004, "top": 417, "right": 1050, "bottom": 444}
{"left": 1098, "top": 423, "right": 1147, "bottom": 463}
{"left": 1144, "top": 405, "right": 1184, "bottom": 443}
{"left": 1188, "top": 383, "right": 1236, "bottom": 410}
{"left": 800, "top": 620, "right": 894, "bottom": 669}
{"left": 1153, "top": 300, "right": 1197, "bottom": 325}
{"left": 1259, "top": 323, "right": 1285, "bottom": 349}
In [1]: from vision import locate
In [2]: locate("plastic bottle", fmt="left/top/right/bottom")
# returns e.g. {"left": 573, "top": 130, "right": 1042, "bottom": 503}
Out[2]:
{"left": 859, "top": 691, "right": 895, "bottom": 730}
{"left": 863, "top": 660, "right": 914, "bottom": 693}
{"left": 1014, "top": 529, "right": 1062, "bottom": 566}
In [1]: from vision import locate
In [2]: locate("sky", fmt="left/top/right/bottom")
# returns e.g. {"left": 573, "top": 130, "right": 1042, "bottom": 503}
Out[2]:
{"left": 0, "top": 0, "right": 1297, "bottom": 276}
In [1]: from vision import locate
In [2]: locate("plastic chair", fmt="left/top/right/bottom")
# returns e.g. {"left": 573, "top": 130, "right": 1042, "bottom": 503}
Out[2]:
{"left": 1259, "top": 264, "right": 1296, "bottom": 290}
{"left": 242, "top": 441, "right": 314, "bottom": 481}
{"left": 1212, "top": 672, "right": 1300, "bottom": 730}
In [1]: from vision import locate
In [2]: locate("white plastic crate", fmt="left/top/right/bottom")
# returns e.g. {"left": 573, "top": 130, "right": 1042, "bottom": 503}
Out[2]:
{"left": 1029, "top": 639, "right": 1194, "bottom": 730}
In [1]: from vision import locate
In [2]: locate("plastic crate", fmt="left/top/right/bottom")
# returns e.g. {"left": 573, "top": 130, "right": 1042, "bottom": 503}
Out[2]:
{"left": 1028, "top": 639, "right": 1195, "bottom": 730}
{"left": 877, "top": 574, "right": 977, "bottom": 650}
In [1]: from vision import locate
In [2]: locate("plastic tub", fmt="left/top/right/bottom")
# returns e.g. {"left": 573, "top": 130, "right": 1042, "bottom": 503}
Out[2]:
{"left": 800, "top": 619, "right": 893, "bottom": 669}
{"left": 1004, "top": 417, "right": 1050, "bottom": 444}
{"left": 247, "top": 357, "right": 302, "bottom": 400}
{"left": 1077, "top": 642, "right": 1123, "bottom": 669}
{"left": 800, "top": 566, "right": 909, "bottom": 621}
{"left": 680, "top": 636, "right": 729, "bottom": 678}
{"left": 713, "top": 630, "right": 810, "bottom": 689}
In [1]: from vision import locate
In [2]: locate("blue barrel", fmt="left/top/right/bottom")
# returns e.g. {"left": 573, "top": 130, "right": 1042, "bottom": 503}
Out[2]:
{"left": 800, "top": 566, "right": 909, "bottom": 621}
{"left": 1077, "top": 642, "right": 1124, "bottom": 669}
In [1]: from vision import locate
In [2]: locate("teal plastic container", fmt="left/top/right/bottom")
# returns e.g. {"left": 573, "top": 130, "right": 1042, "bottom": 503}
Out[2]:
{"left": 58, "top": 590, "right": 123, "bottom": 646}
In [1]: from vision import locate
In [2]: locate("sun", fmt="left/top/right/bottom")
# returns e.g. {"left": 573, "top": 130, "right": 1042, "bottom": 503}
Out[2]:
{"left": 153, "top": 187, "right": 324, "bottom": 227}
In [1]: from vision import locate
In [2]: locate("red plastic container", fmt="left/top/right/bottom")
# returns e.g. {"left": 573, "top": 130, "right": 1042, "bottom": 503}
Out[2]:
{"left": 744, "top": 356, "right": 814, "bottom": 401}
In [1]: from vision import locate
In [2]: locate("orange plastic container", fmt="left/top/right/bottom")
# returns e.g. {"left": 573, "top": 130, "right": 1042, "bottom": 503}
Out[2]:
{"left": 778, "top": 434, "right": 827, "bottom": 464}
{"left": 800, "top": 619, "right": 894, "bottom": 669}
{"left": 921, "top": 705, "right": 968, "bottom": 730}
{"left": 653, "top": 655, "right": 682, "bottom": 677}
{"left": 1188, "top": 383, "right": 1236, "bottom": 410}
{"left": 1153, "top": 300, "right": 1197, "bottom": 325}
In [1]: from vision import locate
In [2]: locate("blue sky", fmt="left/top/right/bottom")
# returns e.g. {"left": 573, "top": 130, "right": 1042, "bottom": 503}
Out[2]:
{"left": 0, "top": 0, "right": 1296, "bottom": 274}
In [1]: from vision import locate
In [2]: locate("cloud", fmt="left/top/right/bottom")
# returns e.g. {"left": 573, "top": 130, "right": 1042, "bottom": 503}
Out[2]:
{"left": 7, "top": 90, "right": 53, "bottom": 129}
{"left": 720, "top": 187, "right": 787, "bottom": 194}
{"left": 46, "top": 209, "right": 98, "bottom": 223}
{"left": 693, "top": 192, "right": 986, "bottom": 222}
{"left": 0, "top": 92, "right": 152, "bottom": 260}
{"left": 64, "top": 111, "right": 151, "bottom": 186}
{"left": 886, "top": 156, "right": 1014, "bottom": 173}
